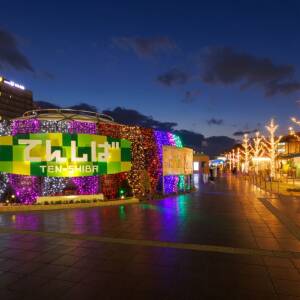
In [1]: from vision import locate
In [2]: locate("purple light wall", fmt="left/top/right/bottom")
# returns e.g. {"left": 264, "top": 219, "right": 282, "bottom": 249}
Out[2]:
{"left": 72, "top": 176, "right": 99, "bottom": 195}
{"left": 154, "top": 131, "right": 184, "bottom": 194}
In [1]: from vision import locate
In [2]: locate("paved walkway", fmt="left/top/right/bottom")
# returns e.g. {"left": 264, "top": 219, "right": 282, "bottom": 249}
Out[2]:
{"left": 0, "top": 175, "right": 300, "bottom": 299}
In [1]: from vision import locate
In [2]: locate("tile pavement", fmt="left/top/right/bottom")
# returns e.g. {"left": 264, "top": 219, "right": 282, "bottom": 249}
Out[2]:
{"left": 0, "top": 176, "right": 299, "bottom": 299}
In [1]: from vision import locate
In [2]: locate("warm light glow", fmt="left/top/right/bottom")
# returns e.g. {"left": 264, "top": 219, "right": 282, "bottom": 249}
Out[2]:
{"left": 241, "top": 134, "right": 251, "bottom": 173}
{"left": 252, "top": 157, "right": 271, "bottom": 162}
{"left": 265, "top": 118, "right": 281, "bottom": 178}
{"left": 193, "top": 162, "right": 199, "bottom": 171}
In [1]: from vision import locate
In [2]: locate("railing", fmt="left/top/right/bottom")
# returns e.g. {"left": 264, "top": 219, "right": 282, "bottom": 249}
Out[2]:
{"left": 242, "top": 170, "right": 297, "bottom": 194}
{"left": 22, "top": 109, "right": 114, "bottom": 122}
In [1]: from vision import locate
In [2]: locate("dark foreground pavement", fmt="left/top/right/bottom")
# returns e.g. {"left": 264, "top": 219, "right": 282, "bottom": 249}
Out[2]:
{"left": 0, "top": 175, "right": 300, "bottom": 299}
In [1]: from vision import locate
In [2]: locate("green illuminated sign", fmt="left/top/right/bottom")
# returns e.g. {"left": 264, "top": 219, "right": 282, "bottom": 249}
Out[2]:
{"left": 0, "top": 133, "right": 132, "bottom": 177}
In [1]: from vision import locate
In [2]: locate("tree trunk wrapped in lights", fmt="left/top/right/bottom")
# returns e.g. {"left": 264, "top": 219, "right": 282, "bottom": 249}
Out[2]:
{"left": 236, "top": 148, "right": 241, "bottom": 171}
{"left": 250, "top": 131, "right": 265, "bottom": 174}
{"left": 227, "top": 152, "right": 232, "bottom": 171}
{"left": 241, "top": 134, "right": 251, "bottom": 173}
{"left": 265, "top": 119, "right": 282, "bottom": 179}
{"left": 231, "top": 149, "right": 236, "bottom": 169}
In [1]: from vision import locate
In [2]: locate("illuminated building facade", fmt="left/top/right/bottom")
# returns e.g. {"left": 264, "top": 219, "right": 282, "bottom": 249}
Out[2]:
{"left": 0, "top": 76, "right": 33, "bottom": 120}
{"left": 277, "top": 133, "right": 300, "bottom": 178}
{"left": 0, "top": 109, "right": 193, "bottom": 204}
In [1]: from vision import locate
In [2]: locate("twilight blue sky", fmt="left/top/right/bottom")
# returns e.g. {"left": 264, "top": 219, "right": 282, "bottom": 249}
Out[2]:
{"left": 1, "top": 0, "right": 300, "bottom": 138}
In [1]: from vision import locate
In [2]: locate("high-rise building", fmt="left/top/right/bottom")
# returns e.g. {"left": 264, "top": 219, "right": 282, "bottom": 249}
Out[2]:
{"left": 0, "top": 76, "right": 33, "bottom": 120}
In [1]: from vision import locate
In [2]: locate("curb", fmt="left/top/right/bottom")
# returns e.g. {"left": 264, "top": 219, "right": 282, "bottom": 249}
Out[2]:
{"left": 0, "top": 198, "right": 140, "bottom": 212}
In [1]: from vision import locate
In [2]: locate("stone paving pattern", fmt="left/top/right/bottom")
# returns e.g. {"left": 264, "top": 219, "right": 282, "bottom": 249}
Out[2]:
{"left": 0, "top": 175, "right": 300, "bottom": 299}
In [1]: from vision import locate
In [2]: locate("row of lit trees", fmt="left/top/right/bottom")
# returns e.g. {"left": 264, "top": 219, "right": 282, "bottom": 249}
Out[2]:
{"left": 224, "top": 118, "right": 283, "bottom": 178}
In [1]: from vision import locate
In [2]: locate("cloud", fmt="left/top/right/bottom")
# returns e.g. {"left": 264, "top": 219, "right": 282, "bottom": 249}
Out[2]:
{"left": 38, "top": 71, "right": 55, "bottom": 80}
{"left": 112, "top": 36, "right": 176, "bottom": 57}
{"left": 34, "top": 101, "right": 236, "bottom": 156}
{"left": 265, "top": 81, "right": 300, "bottom": 96}
{"left": 35, "top": 101, "right": 60, "bottom": 109}
{"left": 203, "top": 136, "right": 236, "bottom": 157}
{"left": 182, "top": 89, "right": 201, "bottom": 103}
{"left": 35, "top": 101, "right": 98, "bottom": 112}
{"left": 207, "top": 118, "right": 224, "bottom": 126}
{"left": 0, "top": 28, "right": 34, "bottom": 72}
{"left": 157, "top": 68, "right": 190, "bottom": 86}
{"left": 202, "top": 47, "right": 300, "bottom": 96}
{"left": 103, "top": 107, "right": 177, "bottom": 131}
{"left": 233, "top": 129, "right": 258, "bottom": 136}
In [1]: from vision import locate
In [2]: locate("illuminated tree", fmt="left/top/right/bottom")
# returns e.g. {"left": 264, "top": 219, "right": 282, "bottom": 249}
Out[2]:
{"left": 250, "top": 131, "right": 265, "bottom": 174}
{"left": 241, "top": 134, "right": 251, "bottom": 173}
{"left": 231, "top": 149, "right": 236, "bottom": 169}
{"left": 227, "top": 152, "right": 232, "bottom": 171}
{"left": 265, "top": 119, "right": 282, "bottom": 178}
{"left": 236, "top": 147, "right": 241, "bottom": 171}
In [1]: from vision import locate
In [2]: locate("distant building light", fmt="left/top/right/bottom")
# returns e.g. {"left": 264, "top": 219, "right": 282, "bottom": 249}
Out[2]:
{"left": 193, "top": 162, "right": 199, "bottom": 171}
{"left": 217, "top": 156, "right": 226, "bottom": 161}
{"left": 3, "top": 80, "right": 25, "bottom": 90}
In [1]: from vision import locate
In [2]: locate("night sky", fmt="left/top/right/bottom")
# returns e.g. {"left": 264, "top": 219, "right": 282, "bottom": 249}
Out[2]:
{"left": 1, "top": 0, "right": 300, "bottom": 140}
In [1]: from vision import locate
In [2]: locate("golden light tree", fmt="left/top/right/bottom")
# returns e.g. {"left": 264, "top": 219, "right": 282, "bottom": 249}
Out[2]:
{"left": 236, "top": 147, "right": 241, "bottom": 171}
{"left": 250, "top": 131, "right": 265, "bottom": 174}
{"left": 227, "top": 152, "right": 232, "bottom": 171}
{"left": 241, "top": 134, "right": 251, "bottom": 173}
{"left": 265, "top": 119, "right": 282, "bottom": 178}
{"left": 231, "top": 149, "right": 236, "bottom": 169}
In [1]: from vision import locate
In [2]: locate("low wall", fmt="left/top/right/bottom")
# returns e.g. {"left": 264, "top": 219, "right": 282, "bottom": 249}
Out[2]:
{"left": 0, "top": 198, "right": 139, "bottom": 212}
{"left": 36, "top": 193, "right": 104, "bottom": 204}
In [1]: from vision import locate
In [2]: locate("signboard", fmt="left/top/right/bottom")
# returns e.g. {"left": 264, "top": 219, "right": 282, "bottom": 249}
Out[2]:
{"left": 162, "top": 146, "right": 193, "bottom": 176}
{"left": 0, "top": 133, "right": 132, "bottom": 177}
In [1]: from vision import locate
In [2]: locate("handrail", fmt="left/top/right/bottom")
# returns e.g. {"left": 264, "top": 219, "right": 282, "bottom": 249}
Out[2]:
{"left": 22, "top": 109, "right": 114, "bottom": 122}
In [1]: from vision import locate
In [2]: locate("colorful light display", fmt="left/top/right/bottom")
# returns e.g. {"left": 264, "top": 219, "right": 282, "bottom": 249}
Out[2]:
{"left": 72, "top": 176, "right": 99, "bottom": 195}
{"left": 68, "top": 120, "right": 98, "bottom": 134}
{"left": 8, "top": 174, "right": 39, "bottom": 204}
{"left": 0, "top": 172, "right": 8, "bottom": 199}
{"left": 41, "top": 177, "right": 67, "bottom": 196}
{"left": 154, "top": 130, "right": 186, "bottom": 193}
{"left": 0, "top": 119, "right": 103, "bottom": 203}
{"left": 11, "top": 119, "right": 40, "bottom": 135}
{"left": 0, "top": 115, "right": 190, "bottom": 203}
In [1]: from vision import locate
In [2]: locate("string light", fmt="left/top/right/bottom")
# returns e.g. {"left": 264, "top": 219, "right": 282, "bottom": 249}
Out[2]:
{"left": 265, "top": 118, "right": 282, "bottom": 178}
{"left": 8, "top": 174, "right": 39, "bottom": 204}
{"left": 0, "top": 121, "right": 10, "bottom": 199}
{"left": 251, "top": 131, "right": 265, "bottom": 174}
{"left": 40, "top": 120, "right": 69, "bottom": 133}
{"left": 241, "top": 134, "right": 251, "bottom": 173}
{"left": 0, "top": 172, "right": 8, "bottom": 200}
{"left": 11, "top": 119, "right": 40, "bottom": 135}
{"left": 0, "top": 120, "right": 11, "bottom": 135}
{"left": 68, "top": 120, "right": 98, "bottom": 134}
{"left": 42, "top": 177, "right": 68, "bottom": 196}
{"left": 72, "top": 176, "right": 99, "bottom": 195}
{"left": 236, "top": 147, "right": 241, "bottom": 171}
{"left": 1, "top": 116, "right": 187, "bottom": 202}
